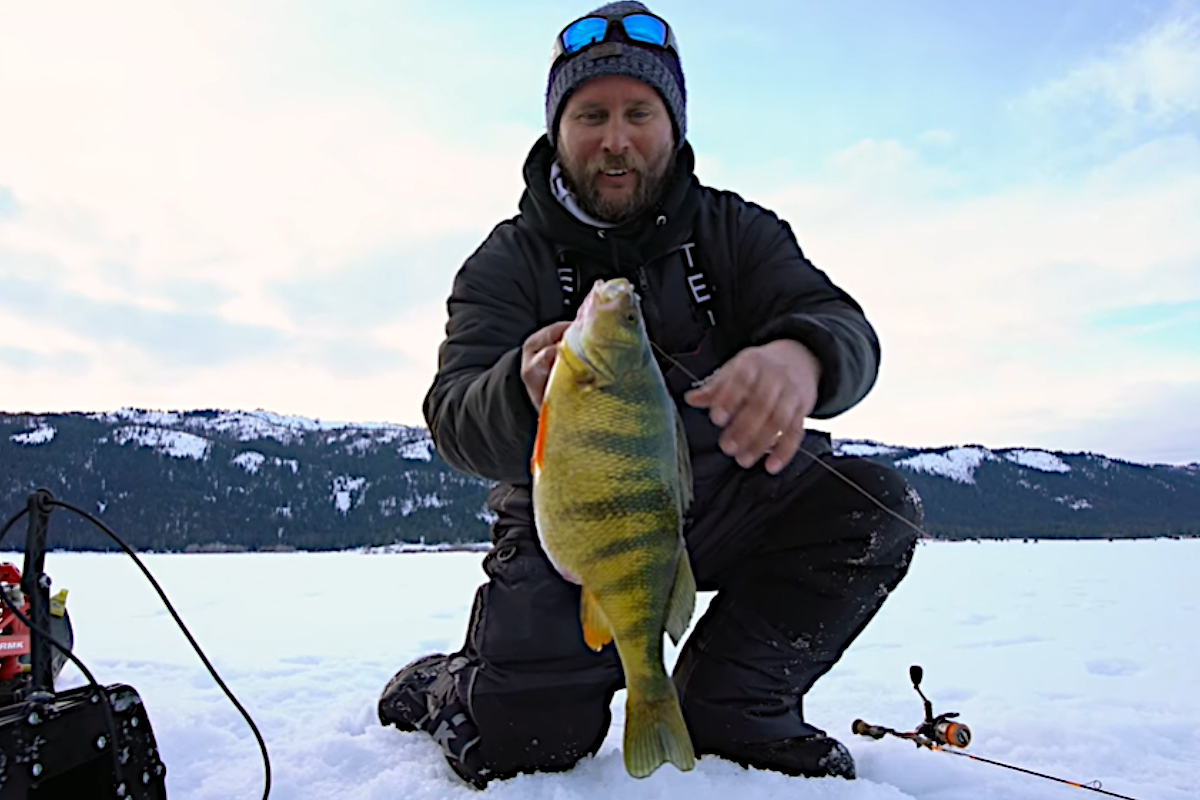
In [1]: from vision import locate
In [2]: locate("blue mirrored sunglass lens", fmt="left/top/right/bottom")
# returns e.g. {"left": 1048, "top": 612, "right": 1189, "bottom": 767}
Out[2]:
{"left": 561, "top": 18, "right": 609, "bottom": 53}
{"left": 621, "top": 14, "right": 668, "bottom": 45}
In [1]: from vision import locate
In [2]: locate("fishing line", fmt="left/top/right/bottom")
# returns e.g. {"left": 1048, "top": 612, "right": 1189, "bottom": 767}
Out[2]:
{"left": 0, "top": 497, "right": 272, "bottom": 800}
{"left": 649, "top": 340, "right": 935, "bottom": 543}
{"left": 653, "top": 343, "right": 1147, "bottom": 797}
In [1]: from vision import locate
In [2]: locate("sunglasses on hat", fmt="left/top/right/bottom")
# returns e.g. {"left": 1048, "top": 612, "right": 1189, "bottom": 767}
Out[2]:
{"left": 551, "top": 11, "right": 679, "bottom": 65}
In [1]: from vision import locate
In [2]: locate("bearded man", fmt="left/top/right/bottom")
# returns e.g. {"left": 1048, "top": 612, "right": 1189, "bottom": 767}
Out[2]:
{"left": 379, "top": 2, "right": 921, "bottom": 789}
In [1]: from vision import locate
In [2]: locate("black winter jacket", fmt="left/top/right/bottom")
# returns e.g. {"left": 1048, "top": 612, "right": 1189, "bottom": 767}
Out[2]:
{"left": 423, "top": 137, "right": 880, "bottom": 573}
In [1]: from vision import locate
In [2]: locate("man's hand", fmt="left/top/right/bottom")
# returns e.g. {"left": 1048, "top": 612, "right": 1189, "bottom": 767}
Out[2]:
{"left": 521, "top": 321, "right": 572, "bottom": 409}
{"left": 684, "top": 339, "right": 822, "bottom": 475}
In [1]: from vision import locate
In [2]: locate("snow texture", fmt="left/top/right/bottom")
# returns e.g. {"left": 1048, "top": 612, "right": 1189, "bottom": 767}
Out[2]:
{"left": 91, "top": 408, "right": 422, "bottom": 447}
{"left": 332, "top": 476, "right": 368, "bottom": 513}
{"left": 91, "top": 409, "right": 184, "bottom": 427}
{"left": 1055, "top": 496, "right": 1093, "bottom": 510}
{"left": 20, "top": 539, "right": 1198, "bottom": 800}
{"left": 232, "top": 451, "right": 298, "bottom": 475}
{"left": 895, "top": 447, "right": 996, "bottom": 484}
{"left": 112, "top": 426, "right": 211, "bottom": 461}
{"left": 399, "top": 493, "right": 446, "bottom": 516}
{"left": 232, "top": 451, "right": 267, "bottom": 474}
{"left": 1003, "top": 449, "right": 1071, "bottom": 473}
{"left": 834, "top": 440, "right": 903, "bottom": 457}
{"left": 399, "top": 438, "right": 434, "bottom": 461}
{"left": 10, "top": 424, "right": 56, "bottom": 445}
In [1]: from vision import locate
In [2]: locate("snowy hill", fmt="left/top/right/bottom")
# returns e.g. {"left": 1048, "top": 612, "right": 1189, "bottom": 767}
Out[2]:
{"left": 2, "top": 410, "right": 1198, "bottom": 551}
{"left": 1, "top": 409, "right": 489, "bottom": 551}
{"left": 832, "top": 440, "right": 1200, "bottom": 539}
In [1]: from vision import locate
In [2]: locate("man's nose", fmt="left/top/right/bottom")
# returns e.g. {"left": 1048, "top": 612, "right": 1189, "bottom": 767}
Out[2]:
{"left": 600, "top": 119, "right": 631, "bottom": 153}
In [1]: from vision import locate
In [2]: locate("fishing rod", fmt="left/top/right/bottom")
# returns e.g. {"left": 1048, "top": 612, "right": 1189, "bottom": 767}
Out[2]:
{"left": 853, "top": 665, "right": 1145, "bottom": 800}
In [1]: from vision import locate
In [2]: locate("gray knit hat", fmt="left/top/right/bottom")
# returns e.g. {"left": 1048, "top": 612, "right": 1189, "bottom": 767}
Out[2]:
{"left": 545, "top": 2, "right": 686, "bottom": 149}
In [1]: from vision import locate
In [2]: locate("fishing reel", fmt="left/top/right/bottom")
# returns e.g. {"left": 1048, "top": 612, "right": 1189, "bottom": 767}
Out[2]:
{"left": 852, "top": 665, "right": 971, "bottom": 749}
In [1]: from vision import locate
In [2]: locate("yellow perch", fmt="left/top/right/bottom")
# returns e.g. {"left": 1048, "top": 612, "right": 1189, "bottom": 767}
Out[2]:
{"left": 532, "top": 277, "right": 696, "bottom": 778}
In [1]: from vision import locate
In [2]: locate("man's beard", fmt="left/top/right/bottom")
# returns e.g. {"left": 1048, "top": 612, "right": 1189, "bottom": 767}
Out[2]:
{"left": 559, "top": 143, "right": 674, "bottom": 225}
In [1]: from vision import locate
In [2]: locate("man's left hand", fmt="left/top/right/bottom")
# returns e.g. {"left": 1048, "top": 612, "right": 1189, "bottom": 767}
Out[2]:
{"left": 684, "top": 339, "right": 822, "bottom": 475}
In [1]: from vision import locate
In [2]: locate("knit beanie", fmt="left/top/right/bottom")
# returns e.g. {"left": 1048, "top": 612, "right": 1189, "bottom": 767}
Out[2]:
{"left": 545, "top": 2, "right": 687, "bottom": 150}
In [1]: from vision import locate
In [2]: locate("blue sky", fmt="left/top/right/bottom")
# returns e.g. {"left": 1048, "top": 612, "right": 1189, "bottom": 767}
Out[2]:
{"left": 1, "top": 0, "right": 1198, "bottom": 463}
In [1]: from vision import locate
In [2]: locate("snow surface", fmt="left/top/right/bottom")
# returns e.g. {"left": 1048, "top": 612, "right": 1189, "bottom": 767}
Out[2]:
{"left": 895, "top": 447, "right": 996, "bottom": 484}
{"left": 91, "top": 409, "right": 184, "bottom": 427}
{"left": 834, "top": 441, "right": 903, "bottom": 457}
{"left": 331, "top": 476, "right": 368, "bottom": 513}
{"left": 233, "top": 451, "right": 267, "bottom": 474}
{"left": 1055, "top": 496, "right": 1093, "bottom": 510}
{"left": 233, "top": 452, "right": 298, "bottom": 475}
{"left": 10, "top": 424, "right": 56, "bottom": 445}
{"left": 112, "top": 426, "right": 212, "bottom": 461}
{"left": 399, "top": 438, "right": 434, "bottom": 461}
{"left": 14, "top": 539, "right": 1195, "bottom": 800}
{"left": 90, "top": 408, "right": 422, "bottom": 447}
{"left": 1003, "top": 450, "right": 1072, "bottom": 473}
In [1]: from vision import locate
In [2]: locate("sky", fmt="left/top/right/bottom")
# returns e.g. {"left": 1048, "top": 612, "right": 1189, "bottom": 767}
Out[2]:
{"left": 1, "top": 0, "right": 1199, "bottom": 464}
{"left": 29, "top": 540, "right": 1200, "bottom": 798}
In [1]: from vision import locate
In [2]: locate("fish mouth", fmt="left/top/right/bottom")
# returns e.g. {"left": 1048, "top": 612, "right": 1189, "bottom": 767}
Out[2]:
{"left": 594, "top": 278, "right": 635, "bottom": 310}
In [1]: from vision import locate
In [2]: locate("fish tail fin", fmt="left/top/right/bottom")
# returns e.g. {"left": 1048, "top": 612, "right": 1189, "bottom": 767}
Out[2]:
{"left": 623, "top": 678, "right": 695, "bottom": 778}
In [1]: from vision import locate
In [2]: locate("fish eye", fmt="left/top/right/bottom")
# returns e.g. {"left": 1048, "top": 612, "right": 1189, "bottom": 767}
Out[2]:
{"left": 625, "top": 312, "right": 637, "bottom": 324}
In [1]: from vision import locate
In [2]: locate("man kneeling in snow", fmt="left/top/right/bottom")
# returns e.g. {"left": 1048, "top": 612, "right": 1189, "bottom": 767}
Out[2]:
{"left": 378, "top": 2, "right": 921, "bottom": 788}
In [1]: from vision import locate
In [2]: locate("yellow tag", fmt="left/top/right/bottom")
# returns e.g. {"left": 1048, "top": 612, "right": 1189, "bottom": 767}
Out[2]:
{"left": 50, "top": 589, "right": 68, "bottom": 618}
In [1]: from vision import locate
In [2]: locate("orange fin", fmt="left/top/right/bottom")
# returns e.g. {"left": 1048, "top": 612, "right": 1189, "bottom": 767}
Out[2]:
{"left": 532, "top": 399, "right": 549, "bottom": 477}
{"left": 581, "top": 587, "right": 613, "bottom": 652}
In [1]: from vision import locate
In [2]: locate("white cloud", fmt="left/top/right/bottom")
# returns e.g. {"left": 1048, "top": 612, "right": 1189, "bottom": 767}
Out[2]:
{"left": 737, "top": 132, "right": 1200, "bottom": 463}
{"left": 1022, "top": 9, "right": 1200, "bottom": 131}
{"left": 0, "top": 0, "right": 538, "bottom": 426}
{"left": 0, "top": 1, "right": 535, "bottom": 309}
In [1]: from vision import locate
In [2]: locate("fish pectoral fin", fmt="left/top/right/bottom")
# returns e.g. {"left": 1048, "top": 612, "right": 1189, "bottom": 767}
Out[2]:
{"left": 532, "top": 397, "right": 549, "bottom": 477}
{"left": 664, "top": 551, "right": 696, "bottom": 646}
{"left": 580, "top": 587, "right": 614, "bottom": 652}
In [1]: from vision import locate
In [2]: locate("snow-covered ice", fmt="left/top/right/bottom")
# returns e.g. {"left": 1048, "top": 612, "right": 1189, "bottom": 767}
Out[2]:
{"left": 12, "top": 539, "right": 1197, "bottom": 800}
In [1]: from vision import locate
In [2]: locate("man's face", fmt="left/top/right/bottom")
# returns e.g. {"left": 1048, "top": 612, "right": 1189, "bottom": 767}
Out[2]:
{"left": 557, "top": 75, "right": 675, "bottom": 224}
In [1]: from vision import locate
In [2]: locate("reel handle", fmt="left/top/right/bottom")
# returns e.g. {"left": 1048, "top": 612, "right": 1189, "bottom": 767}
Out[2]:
{"left": 852, "top": 719, "right": 889, "bottom": 740}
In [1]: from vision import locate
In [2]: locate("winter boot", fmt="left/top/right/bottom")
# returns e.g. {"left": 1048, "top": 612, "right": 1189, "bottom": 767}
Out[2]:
{"left": 703, "top": 732, "right": 856, "bottom": 780}
{"left": 378, "top": 653, "right": 447, "bottom": 731}
{"left": 378, "top": 653, "right": 491, "bottom": 789}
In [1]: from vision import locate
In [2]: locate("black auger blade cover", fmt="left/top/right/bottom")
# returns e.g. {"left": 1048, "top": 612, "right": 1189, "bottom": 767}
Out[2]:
{"left": 0, "top": 683, "right": 167, "bottom": 799}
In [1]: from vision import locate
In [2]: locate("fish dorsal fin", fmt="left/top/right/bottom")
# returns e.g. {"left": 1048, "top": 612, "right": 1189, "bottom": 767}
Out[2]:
{"left": 532, "top": 398, "right": 549, "bottom": 478}
{"left": 581, "top": 587, "right": 614, "bottom": 651}
{"left": 664, "top": 550, "right": 696, "bottom": 645}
